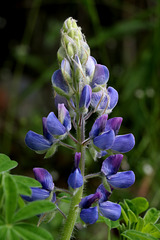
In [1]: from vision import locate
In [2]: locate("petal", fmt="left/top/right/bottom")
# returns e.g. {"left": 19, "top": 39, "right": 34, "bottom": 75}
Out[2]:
{"left": 33, "top": 168, "right": 54, "bottom": 191}
{"left": 52, "top": 192, "right": 56, "bottom": 203}
{"left": 58, "top": 104, "right": 71, "bottom": 131}
{"left": 21, "top": 187, "right": 50, "bottom": 202}
{"left": 79, "top": 192, "right": 101, "bottom": 209}
{"left": 25, "top": 131, "right": 52, "bottom": 151}
{"left": 91, "top": 64, "right": 109, "bottom": 89}
{"left": 79, "top": 85, "right": 92, "bottom": 109}
{"left": 61, "top": 58, "right": 72, "bottom": 83}
{"left": 67, "top": 168, "right": 83, "bottom": 189}
{"left": 101, "top": 154, "right": 123, "bottom": 176}
{"left": 80, "top": 207, "right": 98, "bottom": 224}
{"left": 105, "top": 117, "right": 123, "bottom": 135}
{"left": 85, "top": 56, "right": 96, "bottom": 77}
{"left": 47, "top": 112, "right": 66, "bottom": 135}
{"left": 42, "top": 117, "right": 54, "bottom": 142}
{"left": 93, "top": 130, "right": 115, "bottom": 150}
{"left": 96, "top": 184, "right": 111, "bottom": 203}
{"left": 54, "top": 94, "right": 68, "bottom": 109}
{"left": 91, "top": 91, "right": 103, "bottom": 108}
{"left": 107, "top": 87, "right": 118, "bottom": 110}
{"left": 89, "top": 114, "right": 108, "bottom": 138}
{"left": 99, "top": 201, "right": 121, "bottom": 221}
{"left": 74, "top": 152, "right": 81, "bottom": 168}
{"left": 107, "top": 171, "right": 135, "bottom": 188}
{"left": 111, "top": 134, "right": 135, "bottom": 153}
{"left": 51, "top": 69, "right": 69, "bottom": 96}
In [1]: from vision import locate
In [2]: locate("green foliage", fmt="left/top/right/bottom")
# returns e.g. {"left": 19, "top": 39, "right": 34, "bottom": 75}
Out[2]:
{"left": 119, "top": 197, "right": 160, "bottom": 239}
{"left": 0, "top": 154, "right": 54, "bottom": 240}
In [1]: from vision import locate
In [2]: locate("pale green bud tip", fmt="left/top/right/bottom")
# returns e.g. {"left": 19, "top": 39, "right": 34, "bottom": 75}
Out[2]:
{"left": 63, "top": 17, "right": 78, "bottom": 32}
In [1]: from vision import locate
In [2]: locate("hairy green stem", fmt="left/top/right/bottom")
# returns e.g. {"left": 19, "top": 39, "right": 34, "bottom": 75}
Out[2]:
{"left": 108, "top": 225, "right": 111, "bottom": 240}
{"left": 60, "top": 99, "right": 85, "bottom": 240}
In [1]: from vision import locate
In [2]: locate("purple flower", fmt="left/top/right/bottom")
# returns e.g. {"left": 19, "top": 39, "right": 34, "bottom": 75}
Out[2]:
{"left": 79, "top": 85, "right": 92, "bottom": 112}
{"left": 25, "top": 117, "right": 57, "bottom": 152}
{"left": 46, "top": 104, "right": 71, "bottom": 136}
{"left": 79, "top": 184, "right": 121, "bottom": 224}
{"left": 68, "top": 153, "right": 83, "bottom": 189}
{"left": 21, "top": 168, "right": 56, "bottom": 202}
{"left": 89, "top": 115, "right": 115, "bottom": 150}
{"left": 101, "top": 154, "right": 135, "bottom": 188}
{"left": 89, "top": 115, "right": 135, "bottom": 153}
{"left": 91, "top": 87, "right": 118, "bottom": 114}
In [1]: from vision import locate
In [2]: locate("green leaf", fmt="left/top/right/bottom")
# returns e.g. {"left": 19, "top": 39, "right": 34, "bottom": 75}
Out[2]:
{"left": 0, "top": 216, "right": 4, "bottom": 225}
{"left": 0, "top": 154, "right": 18, "bottom": 173}
{"left": 124, "top": 199, "right": 137, "bottom": 214}
{"left": 13, "top": 223, "right": 53, "bottom": 240}
{"left": 122, "top": 230, "right": 158, "bottom": 240}
{"left": 15, "top": 181, "right": 32, "bottom": 196}
{"left": 135, "top": 217, "right": 144, "bottom": 231}
{"left": 57, "top": 193, "right": 71, "bottom": 203}
{"left": 121, "top": 206, "right": 129, "bottom": 225}
{"left": 131, "top": 197, "right": 149, "bottom": 215}
{"left": 7, "top": 228, "right": 20, "bottom": 240}
{"left": 44, "top": 144, "right": 57, "bottom": 159}
{"left": 0, "top": 225, "right": 8, "bottom": 239}
{"left": 12, "top": 175, "right": 41, "bottom": 188}
{"left": 12, "top": 175, "right": 41, "bottom": 196}
{"left": 13, "top": 200, "right": 56, "bottom": 222}
{"left": 4, "top": 174, "right": 18, "bottom": 223}
{"left": 127, "top": 209, "right": 137, "bottom": 223}
{"left": 142, "top": 223, "right": 160, "bottom": 238}
{"left": 144, "top": 208, "right": 160, "bottom": 226}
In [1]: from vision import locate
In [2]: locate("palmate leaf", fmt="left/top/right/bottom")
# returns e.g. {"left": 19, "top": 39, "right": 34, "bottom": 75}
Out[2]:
{"left": 122, "top": 230, "right": 158, "bottom": 240}
{"left": 0, "top": 154, "right": 18, "bottom": 173}
{"left": 0, "top": 225, "right": 8, "bottom": 239}
{"left": 13, "top": 223, "right": 53, "bottom": 240}
{"left": 4, "top": 174, "right": 18, "bottom": 223}
{"left": 13, "top": 200, "right": 56, "bottom": 222}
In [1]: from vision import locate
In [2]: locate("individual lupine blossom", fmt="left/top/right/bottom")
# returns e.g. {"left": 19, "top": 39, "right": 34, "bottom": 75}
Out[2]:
{"left": 25, "top": 103, "right": 71, "bottom": 154}
{"left": 89, "top": 114, "right": 135, "bottom": 153}
{"left": 101, "top": 154, "right": 135, "bottom": 189}
{"left": 67, "top": 152, "right": 83, "bottom": 189}
{"left": 86, "top": 56, "right": 119, "bottom": 114}
{"left": 21, "top": 168, "right": 56, "bottom": 203}
{"left": 79, "top": 184, "right": 121, "bottom": 225}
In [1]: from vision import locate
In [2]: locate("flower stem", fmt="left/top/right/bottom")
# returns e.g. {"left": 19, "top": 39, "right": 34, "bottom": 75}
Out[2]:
{"left": 108, "top": 225, "right": 111, "bottom": 240}
{"left": 60, "top": 99, "right": 85, "bottom": 240}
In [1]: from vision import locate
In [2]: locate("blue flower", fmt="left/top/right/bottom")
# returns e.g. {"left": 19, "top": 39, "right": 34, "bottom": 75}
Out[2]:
{"left": 25, "top": 117, "right": 57, "bottom": 152}
{"left": 79, "top": 85, "right": 92, "bottom": 113}
{"left": 25, "top": 104, "right": 71, "bottom": 153}
{"left": 89, "top": 115, "right": 135, "bottom": 153}
{"left": 21, "top": 168, "right": 56, "bottom": 202}
{"left": 79, "top": 184, "right": 121, "bottom": 224}
{"left": 86, "top": 56, "right": 118, "bottom": 114}
{"left": 47, "top": 103, "right": 71, "bottom": 136}
{"left": 68, "top": 153, "right": 83, "bottom": 189}
{"left": 101, "top": 154, "right": 135, "bottom": 188}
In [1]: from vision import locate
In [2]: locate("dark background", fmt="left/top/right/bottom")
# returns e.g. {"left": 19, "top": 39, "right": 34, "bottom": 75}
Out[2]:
{"left": 0, "top": 1, "right": 160, "bottom": 239}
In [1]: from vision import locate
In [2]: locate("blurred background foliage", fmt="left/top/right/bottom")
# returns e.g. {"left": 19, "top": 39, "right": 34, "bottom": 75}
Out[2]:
{"left": 0, "top": 0, "right": 160, "bottom": 239}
